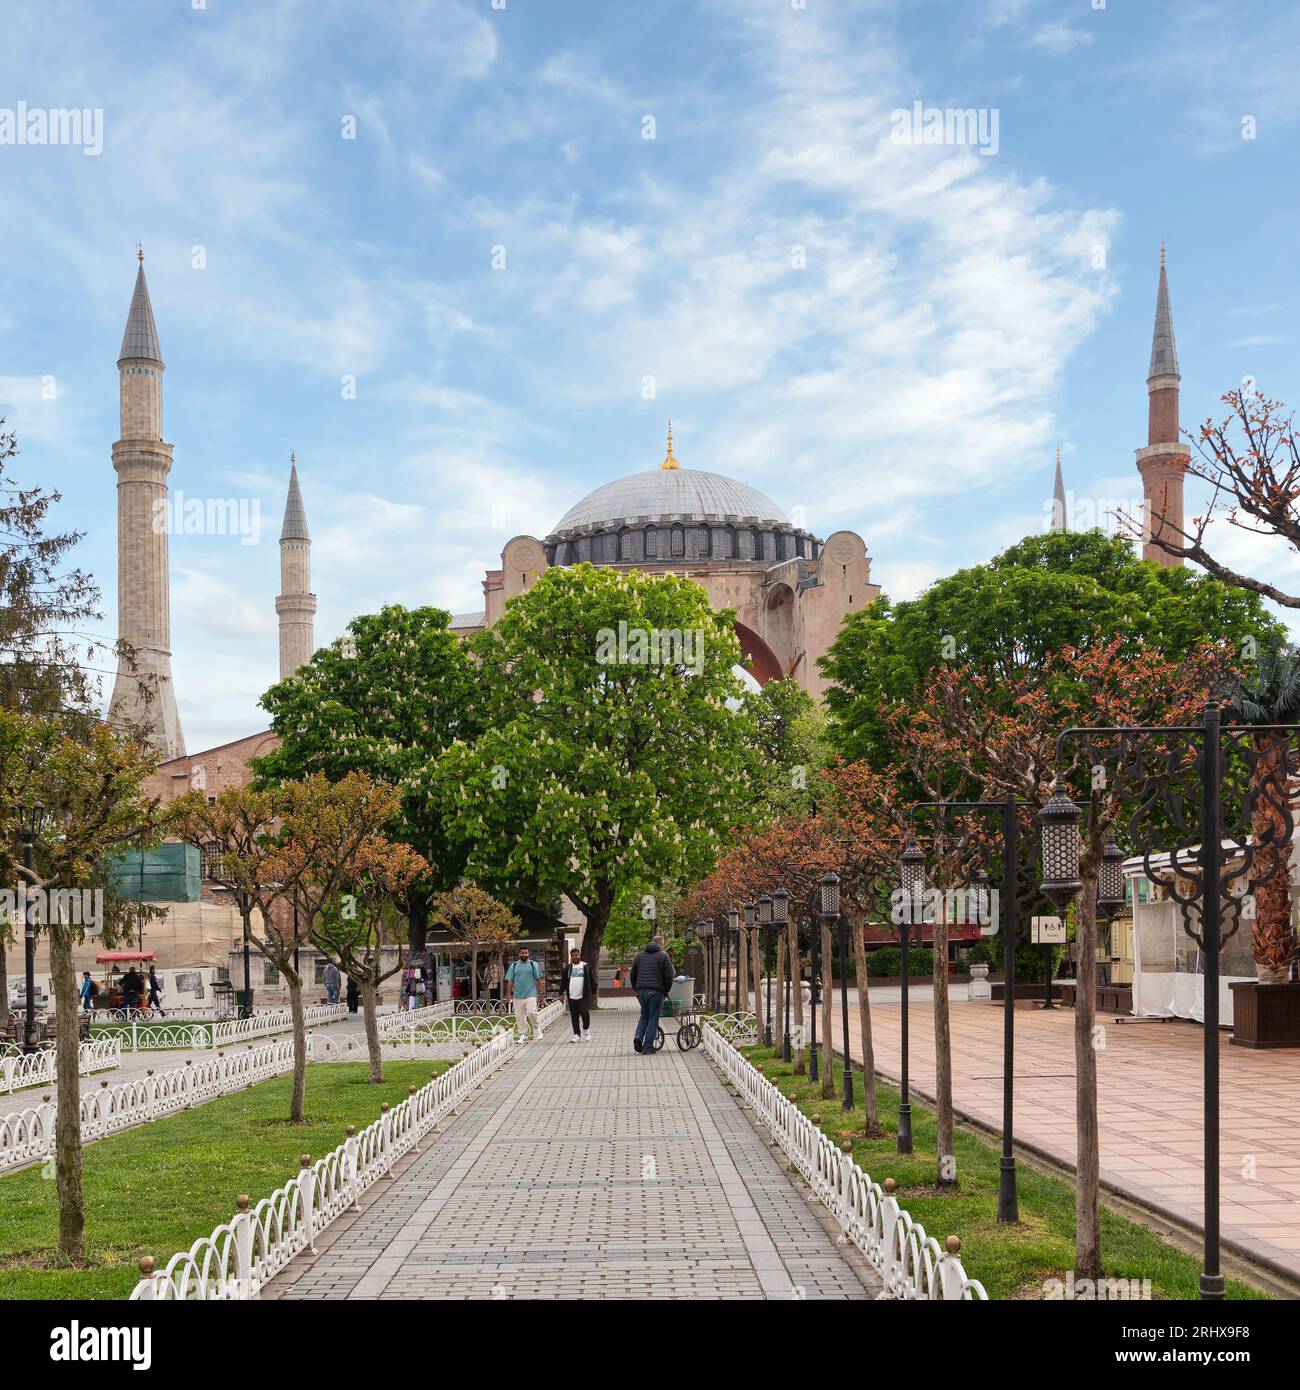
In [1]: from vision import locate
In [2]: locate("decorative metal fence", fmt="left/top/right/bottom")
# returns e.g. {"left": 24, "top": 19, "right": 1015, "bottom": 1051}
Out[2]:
{"left": 129, "top": 1028, "right": 524, "bottom": 1300}
{"left": 702, "top": 1021, "right": 987, "bottom": 1301}
{"left": 0, "top": 1037, "right": 297, "bottom": 1174}
{"left": 0, "top": 1036, "right": 122, "bottom": 1095}
{"left": 375, "top": 1000, "right": 454, "bottom": 1039}
{"left": 707, "top": 1011, "right": 759, "bottom": 1046}
{"left": 211, "top": 1003, "right": 347, "bottom": 1048}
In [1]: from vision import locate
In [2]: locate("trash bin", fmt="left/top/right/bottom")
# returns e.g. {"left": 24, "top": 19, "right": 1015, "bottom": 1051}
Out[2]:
{"left": 669, "top": 976, "right": 694, "bottom": 1011}
{"left": 234, "top": 987, "right": 255, "bottom": 1019}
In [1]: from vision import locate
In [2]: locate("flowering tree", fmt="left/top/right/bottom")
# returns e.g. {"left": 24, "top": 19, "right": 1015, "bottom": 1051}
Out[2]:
{"left": 427, "top": 884, "right": 521, "bottom": 1004}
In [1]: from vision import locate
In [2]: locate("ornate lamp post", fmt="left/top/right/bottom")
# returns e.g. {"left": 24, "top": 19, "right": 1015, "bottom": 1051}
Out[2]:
{"left": 727, "top": 907, "right": 740, "bottom": 1013}
{"left": 743, "top": 901, "right": 757, "bottom": 1020}
{"left": 773, "top": 889, "right": 790, "bottom": 1061}
{"left": 1042, "top": 704, "right": 1300, "bottom": 1300}
{"left": 807, "top": 897, "right": 821, "bottom": 1084}
{"left": 757, "top": 895, "right": 773, "bottom": 1045}
{"left": 818, "top": 871, "right": 853, "bottom": 1109}
{"left": 19, "top": 802, "right": 45, "bottom": 1053}
{"left": 698, "top": 918, "right": 714, "bottom": 1009}
{"left": 897, "top": 839, "right": 927, "bottom": 1153}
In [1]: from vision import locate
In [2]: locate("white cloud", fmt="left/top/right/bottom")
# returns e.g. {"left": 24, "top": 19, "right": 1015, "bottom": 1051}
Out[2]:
{"left": 1029, "top": 21, "right": 1094, "bottom": 54}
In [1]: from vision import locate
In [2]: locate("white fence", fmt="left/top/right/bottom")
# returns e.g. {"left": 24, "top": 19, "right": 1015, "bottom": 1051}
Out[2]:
{"left": 1, "top": 1036, "right": 122, "bottom": 1095}
{"left": 1, "top": 1037, "right": 297, "bottom": 1174}
{"left": 212, "top": 1003, "right": 347, "bottom": 1047}
{"left": 130, "top": 1029, "right": 523, "bottom": 1300}
{"left": 702, "top": 1022, "right": 987, "bottom": 1301}
{"left": 375, "top": 999, "right": 453, "bottom": 1039}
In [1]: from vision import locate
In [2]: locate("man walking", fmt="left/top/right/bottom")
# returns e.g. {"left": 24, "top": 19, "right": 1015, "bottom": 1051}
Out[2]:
{"left": 630, "top": 933, "right": 675, "bottom": 1056}
{"left": 561, "top": 947, "right": 596, "bottom": 1043}
{"left": 505, "top": 945, "right": 545, "bottom": 1043}
{"left": 323, "top": 960, "right": 341, "bottom": 1005}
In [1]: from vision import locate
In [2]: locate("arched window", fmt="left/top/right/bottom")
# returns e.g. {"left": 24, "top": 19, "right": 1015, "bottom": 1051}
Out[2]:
{"left": 644, "top": 525, "right": 658, "bottom": 559}
{"left": 671, "top": 525, "right": 685, "bottom": 557}
{"left": 619, "top": 529, "right": 634, "bottom": 561}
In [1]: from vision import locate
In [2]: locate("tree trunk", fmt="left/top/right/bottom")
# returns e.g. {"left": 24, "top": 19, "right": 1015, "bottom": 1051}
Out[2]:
{"left": 48, "top": 922, "right": 85, "bottom": 1261}
{"left": 736, "top": 928, "right": 748, "bottom": 1019}
{"left": 1074, "top": 870, "right": 1103, "bottom": 1280}
{"left": 821, "top": 920, "right": 835, "bottom": 1100}
{"left": 933, "top": 911, "right": 956, "bottom": 1185}
{"left": 774, "top": 935, "right": 785, "bottom": 1051}
{"left": 750, "top": 927, "right": 762, "bottom": 1028}
{"left": 852, "top": 914, "right": 878, "bottom": 1127}
{"left": 1251, "top": 732, "right": 1295, "bottom": 984}
{"left": 0, "top": 938, "right": 8, "bottom": 1036}
{"left": 579, "top": 899, "right": 609, "bottom": 979}
{"left": 361, "top": 979, "right": 382, "bottom": 1084}
{"left": 789, "top": 919, "right": 805, "bottom": 1074}
{"left": 470, "top": 947, "right": 479, "bottom": 1004}
{"left": 286, "top": 967, "right": 307, "bottom": 1123}
{"left": 407, "top": 889, "right": 429, "bottom": 953}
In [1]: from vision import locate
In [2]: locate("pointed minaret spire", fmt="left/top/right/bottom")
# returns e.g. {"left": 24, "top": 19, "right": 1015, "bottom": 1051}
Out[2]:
{"left": 276, "top": 452, "right": 316, "bottom": 678}
{"left": 1136, "top": 244, "right": 1189, "bottom": 566}
{"left": 1050, "top": 444, "right": 1068, "bottom": 532}
{"left": 108, "top": 251, "right": 184, "bottom": 758}
{"left": 660, "top": 420, "right": 679, "bottom": 470}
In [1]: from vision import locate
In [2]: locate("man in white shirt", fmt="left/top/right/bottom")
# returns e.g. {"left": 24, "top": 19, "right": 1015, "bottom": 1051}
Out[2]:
{"left": 561, "top": 947, "right": 596, "bottom": 1042}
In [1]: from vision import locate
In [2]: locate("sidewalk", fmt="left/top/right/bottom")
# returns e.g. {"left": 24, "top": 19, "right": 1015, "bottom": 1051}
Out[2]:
{"left": 838, "top": 996, "right": 1300, "bottom": 1280}
{"left": 265, "top": 1000, "right": 881, "bottom": 1300}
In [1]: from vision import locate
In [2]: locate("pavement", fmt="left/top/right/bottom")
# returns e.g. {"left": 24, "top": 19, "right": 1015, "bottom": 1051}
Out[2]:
{"left": 264, "top": 998, "right": 881, "bottom": 1300}
{"left": 836, "top": 992, "right": 1300, "bottom": 1282}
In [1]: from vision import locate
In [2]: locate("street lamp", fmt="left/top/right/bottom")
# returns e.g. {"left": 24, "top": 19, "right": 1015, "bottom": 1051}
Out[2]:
{"left": 772, "top": 889, "right": 791, "bottom": 1060}
{"left": 818, "top": 870, "right": 853, "bottom": 1110}
{"left": 727, "top": 907, "right": 740, "bottom": 1013}
{"left": 698, "top": 919, "right": 714, "bottom": 1009}
{"left": 757, "top": 895, "right": 773, "bottom": 1046}
{"left": 896, "top": 839, "right": 927, "bottom": 1153}
{"left": 743, "top": 901, "right": 757, "bottom": 1020}
{"left": 807, "top": 896, "right": 821, "bottom": 1084}
{"left": 19, "top": 802, "right": 45, "bottom": 1053}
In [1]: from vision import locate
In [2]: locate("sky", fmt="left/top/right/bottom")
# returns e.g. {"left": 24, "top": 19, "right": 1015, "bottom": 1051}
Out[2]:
{"left": 2, "top": 0, "right": 1299, "bottom": 751}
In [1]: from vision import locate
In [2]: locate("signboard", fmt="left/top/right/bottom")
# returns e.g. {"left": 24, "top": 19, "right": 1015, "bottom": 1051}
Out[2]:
{"left": 1031, "top": 916, "right": 1067, "bottom": 945}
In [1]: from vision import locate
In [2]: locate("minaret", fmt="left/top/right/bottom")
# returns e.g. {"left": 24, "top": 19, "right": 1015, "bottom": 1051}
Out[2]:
{"left": 276, "top": 453, "right": 316, "bottom": 679}
{"left": 1050, "top": 444, "right": 1068, "bottom": 532}
{"left": 660, "top": 420, "right": 679, "bottom": 470}
{"left": 1136, "top": 244, "right": 1190, "bottom": 565}
{"left": 107, "top": 250, "right": 185, "bottom": 758}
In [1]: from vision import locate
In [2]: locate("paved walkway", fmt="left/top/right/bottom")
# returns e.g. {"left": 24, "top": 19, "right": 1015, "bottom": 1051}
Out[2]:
{"left": 265, "top": 1000, "right": 879, "bottom": 1300}
{"left": 838, "top": 996, "right": 1300, "bottom": 1281}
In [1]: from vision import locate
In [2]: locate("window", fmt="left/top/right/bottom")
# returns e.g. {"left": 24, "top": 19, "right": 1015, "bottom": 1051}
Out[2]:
{"left": 263, "top": 961, "right": 280, "bottom": 985}
{"left": 645, "top": 526, "right": 658, "bottom": 558}
{"left": 619, "top": 529, "right": 634, "bottom": 561}
{"left": 200, "top": 841, "right": 224, "bottom": 880}
{"left": 671, "top": 525, "right": 685, "bottom": 557}
{"left": 314, "top": 958, "right": 328, "bottom": 985}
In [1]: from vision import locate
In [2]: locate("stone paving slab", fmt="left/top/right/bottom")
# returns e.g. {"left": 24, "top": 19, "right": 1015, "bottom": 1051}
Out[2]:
{"left": 264, "top": 1001, "right": 880, "bottom": 1301}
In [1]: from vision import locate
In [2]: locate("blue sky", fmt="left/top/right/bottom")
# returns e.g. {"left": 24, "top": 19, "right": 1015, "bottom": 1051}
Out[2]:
{"left": 2, "top": 0, "right": 1299, "bottom": 750}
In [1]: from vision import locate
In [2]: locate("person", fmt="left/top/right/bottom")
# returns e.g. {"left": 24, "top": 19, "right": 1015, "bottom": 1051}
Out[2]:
{"left": 120, "top": 966, "right": 144, "bottom": 1016}
{"left": 323, "top": 960, "right": 342, "bottom": 1005}
{"left": 147, "top": 966, "right": 166, "bottom": 1015}
{"left": 79, "top": 971, "right": 98, "bottom": 1014}
{"left": 346, "top": 974, "right": 360, "bottom": 1013}
{"left": 613, "top": 966, "right": 625, "bottom": 991}
{"left": 560, "top": 947, "right": 596, "bottom": 1043}
{"left": 505, "top": 945, "right": 545, "bottom": 1043}
{"left": 485, "top": 956, "right": 503, "bottom": 1004}
{"left": 630, "top": 933, "right": 675, "bottom": 1056}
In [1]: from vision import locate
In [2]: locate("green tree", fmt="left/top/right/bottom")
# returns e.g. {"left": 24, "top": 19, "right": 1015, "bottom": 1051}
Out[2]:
{"left": 255, "top": 605, "right": 482, "bottom": 949}
{"left": 820, "top": 530, "right": 1281, "bottom": 765}
{"left": 434, "top": 564, "right": 750, "bottom": 974}
{"left": 738, "top": 678, "right": 828, "bottom": 823}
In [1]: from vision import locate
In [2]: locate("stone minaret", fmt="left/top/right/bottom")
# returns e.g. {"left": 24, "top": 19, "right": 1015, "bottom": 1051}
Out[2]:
{"left": 1050, "top": 444, "right": 1067, "bottom": 532}
{"left": 107, "top": 251, "right": 185, "bottom": 758}
{"left": 1136, "top": 245, "right": 1190, "bottom": 565}
{"left": 276, "top": 454, "right": 316, "bottom": 678}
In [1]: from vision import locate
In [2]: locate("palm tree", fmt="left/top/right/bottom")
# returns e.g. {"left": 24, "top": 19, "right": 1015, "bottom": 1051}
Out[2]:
{"left": 1227, "top": 641, "right": 1300, "bottom": 985}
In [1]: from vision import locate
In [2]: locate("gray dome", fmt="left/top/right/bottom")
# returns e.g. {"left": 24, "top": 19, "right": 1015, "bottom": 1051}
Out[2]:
{"left": 551, "top": 468, "right": 787, "bottom": 534}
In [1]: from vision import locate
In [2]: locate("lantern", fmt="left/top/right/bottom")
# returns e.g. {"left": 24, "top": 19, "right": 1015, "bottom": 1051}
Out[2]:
{"left": 1038, "top": 784, "right": 1083, "bottom": 907}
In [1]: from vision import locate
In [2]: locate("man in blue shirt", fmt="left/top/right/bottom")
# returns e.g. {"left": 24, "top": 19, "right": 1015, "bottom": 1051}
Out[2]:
{"left": 505, "top": 946, "right": 545, "bottom": 1043}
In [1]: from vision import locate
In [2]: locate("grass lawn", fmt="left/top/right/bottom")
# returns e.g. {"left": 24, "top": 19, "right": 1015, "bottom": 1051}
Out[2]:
{"left": 738, "top": 1043, "right": 1269, "bottom": 1301}
{"left": 0, "top": 1060, "right": 445, "bottom": 1300}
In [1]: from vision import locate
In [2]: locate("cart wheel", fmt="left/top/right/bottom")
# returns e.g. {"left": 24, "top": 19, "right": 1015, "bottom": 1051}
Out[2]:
{"left": 677, "top": 1023, "right": 700, "bottom": 1051}
{"left": 652, "top": 1025, "right": 666, "bottom": 1052}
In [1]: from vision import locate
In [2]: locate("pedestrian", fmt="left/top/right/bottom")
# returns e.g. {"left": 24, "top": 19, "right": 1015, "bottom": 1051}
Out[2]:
{"left": 323, "top": 960, "right": 341, "bottom": 1005}
{"left": 79, "top": 971, "right": 98, "bottom": 1014}
{"left": 485, "top": 956, "right": 503, "bottom": 1004}
{"left": 561, "top": 947, "right": 596, "bottom": 1043}
{"left": 146, "top": 966, "right": 166, "bottom": 1016}
{"left": 613, "top": 966, "right": 625, "bottom": 991}
{"left": 346, "top": 975, "right": 360, "bottom": 1013}
{"left": 505, "top": 945, "right": 545, "bottom": 1043}
{"left": 120, "top": 965, "right": 144, "bottom": 1016}
{"left": 630, "top": 933, "right": 675, "bottom": 1056}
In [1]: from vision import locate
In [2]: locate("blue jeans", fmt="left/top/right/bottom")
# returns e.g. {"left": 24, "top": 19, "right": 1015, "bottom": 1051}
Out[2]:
{"left": 635, "top": 989, "right": 665, "bottom": 1052}
{"left": 326, "top": 984, "right": 340, "bottom": 1004}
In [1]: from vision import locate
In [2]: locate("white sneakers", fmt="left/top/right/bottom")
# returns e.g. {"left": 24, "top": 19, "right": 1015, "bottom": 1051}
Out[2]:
{"left": 570, "top": 1034, "right": 580, "bottom": 1044}
{"left": 582, "top": 1031, "right": 592, "bottom": 1042}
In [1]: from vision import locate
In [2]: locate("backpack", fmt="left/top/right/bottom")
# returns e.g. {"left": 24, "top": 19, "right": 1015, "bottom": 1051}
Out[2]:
{"left": 88, "top": 980, "right": 99, "bottom": 997}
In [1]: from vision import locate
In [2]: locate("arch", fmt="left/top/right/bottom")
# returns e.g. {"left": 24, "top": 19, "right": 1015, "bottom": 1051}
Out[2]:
{"left": 734, "top": 622, "right": 783, "bottom": 685}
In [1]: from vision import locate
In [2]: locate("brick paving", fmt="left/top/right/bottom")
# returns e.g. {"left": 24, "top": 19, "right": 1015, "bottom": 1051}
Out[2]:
{"left": 839, "top": 994, "right": 1300, "bottom": 1280}
{"left": 265, "top": 999, "right": 880, "bottom": 1300}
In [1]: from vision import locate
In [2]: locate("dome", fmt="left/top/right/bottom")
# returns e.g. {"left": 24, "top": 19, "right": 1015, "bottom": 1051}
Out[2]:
{"left": 550, "top": 468, "right": 788, "bottom": 535}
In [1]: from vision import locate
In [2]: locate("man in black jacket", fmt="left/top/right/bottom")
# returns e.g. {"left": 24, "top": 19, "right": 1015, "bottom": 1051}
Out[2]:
{"left": 629, "top": 935, "right": 675, "bottom": 1056}
{"left": 561, "top": 947, "right": 597, "bottom": 1043}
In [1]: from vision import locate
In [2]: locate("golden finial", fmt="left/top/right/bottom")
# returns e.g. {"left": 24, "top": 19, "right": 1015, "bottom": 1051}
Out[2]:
{"left": 661, "top": 420, "right": 679, "bottom": 470}
{"left": 1160, "top": 241, "right": 1166, "bottom": 269}
{"left": 136, "top": 242, "right": 144, "bottom": 266}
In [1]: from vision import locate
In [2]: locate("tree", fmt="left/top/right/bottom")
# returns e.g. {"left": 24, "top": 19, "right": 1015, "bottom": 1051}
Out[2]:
{"left": 314, "top": 838, "right": 429, "bottom": 1080}
{"left": 908, "top": 639, "right": 1229, "bottom": 1277}
{"left": 255, "top": 606, "right": 482, "bottom": 949}
{"left": 427, "top": 884, "right": 520, "bottom": 1005}
{"left": 738, "top": 679, "right": 829, "bottom": 825}
{"left": 434, "top": 564, "right": 750, "bottom": 975}
{"left": 0, "top": 709, "right": 166, "bottom": 1260}
{"left": 820, "top": 529, "right": 1280, "bottom": 766}
{"left": 1225, "top": 639, "right": 1300, "bottom": 984}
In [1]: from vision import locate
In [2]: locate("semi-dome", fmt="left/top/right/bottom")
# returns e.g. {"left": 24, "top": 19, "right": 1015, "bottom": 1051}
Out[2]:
{"left": 551, "top": 467, "right": 789, "bottom": 534}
